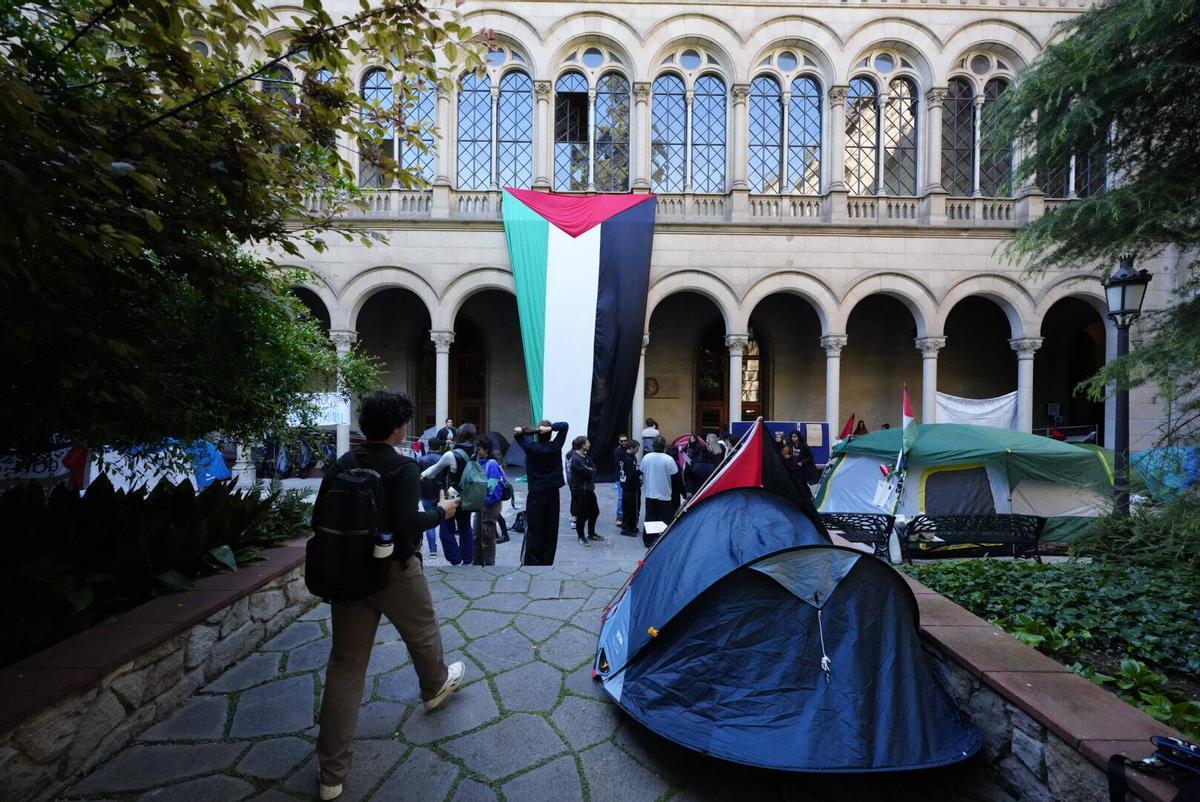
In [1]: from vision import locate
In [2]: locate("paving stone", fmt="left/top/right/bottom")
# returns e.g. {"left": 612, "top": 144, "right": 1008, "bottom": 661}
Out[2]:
{"left": 286, "top": 637, "right": 332, "bottom": 673}
{"left": 560, "top": 580, "right": 593, "bottom": 598}
{"left": 586, "top": 572, "right": 629, "bottom": 590}
{"left": 399, "top": 681, "right": 500, "bottom": 744}
{"left": 612, "top": 720, "right": 693, "bottom": 786}
{"left": 494, "top": 661, "right": 563, "bottom": 712}
{"left": 466, "top": 629, "right": 535, "bottom": 671}
{"left": 375, "top": 650, "right": 476, "bottom": 703}
{"left": 369, "top": 746, "right": 457, "bottom": 801}
{"left": 528, "top": 579, "right": 562, "bottom": 598}
{"left": 581, "top": 741, "right": 670, "bottom": 802}
{"left": 442, "top": 713, "right": 566, "bottom": 780}
{"left": 248, "top": 791, "right": 306, "bottom": 802}
{"left": 426, "top": 581, "right": 460, "bottom": 603}
{"left": 300, "top": 605, "right": 331, "bottom": 622}
{"left": 70, "top": 743, "right": 246, "bottom": 794}
{"left": 538, "top": 625, "right": 595, "bottom": 670}
{"left": 514, "top": 613, "right": 563, "bottom": 643}
{"left": 472, "top": 593, "right": 528, "bottom": 613}
{"left": 580, "top": 588, "right": 612, "bottom": 611}
{"left": 565, "top": 664, "right": 609, "bottom": 701}
{"left": 491, "top": 573, "right": 531, "bottom": 594}
{"left": 451, "top": 778, "right": 499, "bottom": 802}
{"left": 366, "top": 642, "right": 410, "bottom": 676}
{"left": 141, "top": 695, "right": 230, "bottom": 741}
{"left": 436, "top": 595, "right": 470, "bottom": 619}
{"left": 355, "top": 701, "right": 408, "bottom": 738}
{"left": 206, "top": 652, "right": 282, "bottom": 692}
{"left": 284, "top": 740, "right": 406, "bottom": 801}
{"left": 236, "top": 737, "right": 312, "bottom": 780}
{"left": 262, "top": 620, "right": 326, "bottom": 651}
{"left": 500, "top": 755, "right": 583, "bottom": 802}
{"left": 552, "top": 696, "right": 620, "bottom": 749}
{"left": 522, "top": 598, "right": 584, "bottom": 620}
{"left": 441, "top": 623, "right": 467, "bottom": 651}
{"left": 443, "top": 578, "right": 493, "bottom": 599}
{"left": 456, "top": 609, "right": 513, "bottom": 639}
{"left": 230, "top": 675, "right": 314, "bottom": 737}
{"left": 568, "top": 609, "right": 603, "bottom": 635}
{"left": 374, "top": 622, "right": 399, "bottom": 643}
{"left": 137, "top": 774, "right": 255, "bottom": 801}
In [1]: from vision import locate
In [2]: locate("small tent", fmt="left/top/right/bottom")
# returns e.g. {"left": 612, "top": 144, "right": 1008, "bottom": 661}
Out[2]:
{"left": 594, "top": 419, "right": 980, "bottom": 772}
{"left": 816, "top": 423, "right": 1113, "bottom": 541}
{"left": 1132, "top": 447, "right": 1200, "bottom": 501}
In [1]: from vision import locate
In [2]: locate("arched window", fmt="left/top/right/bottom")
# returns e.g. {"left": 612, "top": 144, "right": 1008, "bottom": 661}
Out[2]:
{"left": 497, "top": 71, "right": 533, "bottom": 189}
{"left": 358, "top": 68, "right": 394, "bottom": 188}
{"left": 980, "top": 78, "right": 1013, "bottom": 197}
{"left": 788, "top": 76, "right": 821, "bottom": 195}
{"left": 692, "top": 75, "right": 727, "bottom": 194}
{"left": 554, "top": 71, "right": 589, "bottom": 191}
{"left": 456, "top": 73, "right": 492, "bottom": 190}
{"left": 400, "top": 86, "right": 436, "bottom": 184}
{"left": 748, "top": 75, "right": 783, "bottom": 194}
{"left": 1075, "top": 148, "right": 1107, "bottom": 197}
{"left": 594, "top": 72, "right": 630, "bottom": 192}
{"left": 942, "top": 78, "right": 974, "bottom": 197}
{"left": 883, "top": 77, "right": 918, "bottom": 195}
{"left": 650, "top": 74, "right": 686, "bottom": 193}
{"left": 844, "top": 77, "right": 878, "bottom": 196}
{"left": 260, "top": 65, "right": 295, "bottom": 104}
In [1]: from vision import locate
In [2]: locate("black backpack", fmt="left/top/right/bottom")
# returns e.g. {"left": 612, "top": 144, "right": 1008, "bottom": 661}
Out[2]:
{"left": 305, "top": 451, "right": 404, "bottom": 603}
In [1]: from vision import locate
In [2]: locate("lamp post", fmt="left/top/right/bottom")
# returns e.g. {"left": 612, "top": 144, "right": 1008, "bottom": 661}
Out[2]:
{"left": 1101, "top": 256, "right": 1152, "bottom": 517}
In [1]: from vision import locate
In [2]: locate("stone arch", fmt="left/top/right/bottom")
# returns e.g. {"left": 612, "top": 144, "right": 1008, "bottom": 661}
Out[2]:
{"left": 935, "top": 274, "right": 1035, "bottom": 339}
{"left": 1033, "top": 274, "right": 1109, "bottom": 323}
{"left": 835, "top": 272, "right": 938, "bottom": 337}
{"left": 461, "top": 10, "right": 543, "bottom": 77}
{"left": 646, "top": 270, "right": 738, "bottom": 332}
{"left": 741, "top": 17, "right": 840, "bottom": 85}
{"left": 544, "top": 15, "right": 643, "bottom": 74}
{"left": 735, "top": 272, "right": 838, "bottom": 335}
{"left": 641, "top": 18, "right": 742, "bottom": 83}
{"left": 644, "top": 33, "right": 738, "bottom": 86}
{"left": 337, "top": 266, "right": 438, "bottom": 331}
{"left": 548, "top": 33, "right": 636, "bottom": 86}
{"left": 436, "top": 267, "right": 518, "bottom": 330}
{"left": 840, "top": 19, "right": 941, "bottom": 87}
{"left": 938, "top": 20, "right": 1041, "bottom": 79}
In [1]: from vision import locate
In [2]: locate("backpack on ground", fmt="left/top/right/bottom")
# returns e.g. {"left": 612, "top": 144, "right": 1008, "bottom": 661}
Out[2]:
{"left": 305, "top": 451, "right": 404, "bottom": 603}
{"left": 454, "top": 448, "right": 489, "bottom": 512}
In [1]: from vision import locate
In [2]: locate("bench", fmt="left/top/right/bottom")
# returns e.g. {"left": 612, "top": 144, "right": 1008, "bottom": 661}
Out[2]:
{"left": 902, "top": 514, "right": 1047, "bottom": 563}
{"left": 819, "top": 512, "right": 896, "bottom": 560}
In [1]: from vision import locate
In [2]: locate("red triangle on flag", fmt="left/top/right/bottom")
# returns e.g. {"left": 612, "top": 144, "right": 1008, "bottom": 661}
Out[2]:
{"left": 903, "top": 385, "right": 915, "bottom": 420}
{"left": 687, "top": 420, "right": 765, "bottom": 508}
{"left": 504, "top": 188, "right": 656, "bottom": 238}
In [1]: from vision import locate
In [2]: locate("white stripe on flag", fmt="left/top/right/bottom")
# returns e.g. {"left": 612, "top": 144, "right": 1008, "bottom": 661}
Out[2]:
{"left": 541, "top": 224, "right": 602, "bottom": 439}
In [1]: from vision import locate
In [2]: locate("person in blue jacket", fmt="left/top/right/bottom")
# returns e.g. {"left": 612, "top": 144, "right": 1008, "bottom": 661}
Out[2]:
{"left": 514, "top": 420, "right": 568, "bottom": 566}
{"left": 473, "top": 438, "right": 507, "bottom": 566}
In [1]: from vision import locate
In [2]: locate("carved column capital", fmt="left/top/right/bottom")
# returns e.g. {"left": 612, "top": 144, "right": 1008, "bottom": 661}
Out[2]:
{"left": 633, "top": 81, "right": 652, "bottom": 103}
{"left": 915, "top": 336, "right": 947, "bottom": 357}
{"left": 828, "top": 85, "right": 850, "bottom": 104}
{"left": 725, "top": 334, "right": 751, "bottom": 355}
{"left": 924, "top": 87, "right": 948, "bottom": 109}
{"left": 329, "top": 329, "right": 358, "bottom": 352}
{"left": 820, "top": 334, "right": 848, "bottom": 356}
{"left": 430, "top": 330, "right": 456, "bottom": 352}
{"left": 1009, "top": 337, "right": 1044, "bottom": 358}
{"left": 534, "top": 80, "right": 552, "bottom": 101}
{"left": 731, "top": 84, "right": 750, "bottom": 105}
{"left": 641, "top": 332, "right": 650, "bottom": 352}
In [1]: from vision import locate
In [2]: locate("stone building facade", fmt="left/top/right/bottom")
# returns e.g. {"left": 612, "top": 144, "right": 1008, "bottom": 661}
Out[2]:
{"left": 262, "top": 0, "right": 1177, "bottom": 450}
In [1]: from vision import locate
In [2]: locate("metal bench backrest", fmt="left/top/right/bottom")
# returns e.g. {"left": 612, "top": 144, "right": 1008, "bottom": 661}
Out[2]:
{"left": 819, "top": 512, "right": 896, "bottom": 559}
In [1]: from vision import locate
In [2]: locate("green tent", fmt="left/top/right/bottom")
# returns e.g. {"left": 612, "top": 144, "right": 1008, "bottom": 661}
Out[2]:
{"left": 815, "top": 424, "right": 1114, "bottom": 541}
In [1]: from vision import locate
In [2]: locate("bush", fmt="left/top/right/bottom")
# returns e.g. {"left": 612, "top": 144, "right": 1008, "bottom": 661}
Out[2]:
{"left": 0, "top": 477, "right": 312, "bottom": 667}
{"left": 1072, "top": 491, "right": 1200, "bottom": 571}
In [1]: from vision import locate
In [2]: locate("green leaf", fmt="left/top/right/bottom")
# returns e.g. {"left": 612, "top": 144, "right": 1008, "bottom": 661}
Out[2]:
{"left": 208, "top": 544, "right": 238, "bottom": 572}
{"left": 155, "top": 569, "right": 194, "bottom": 591}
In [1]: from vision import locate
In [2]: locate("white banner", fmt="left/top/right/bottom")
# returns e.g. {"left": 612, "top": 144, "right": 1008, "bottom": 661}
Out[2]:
{"left": 936, "top": 391, "right": 1019, "bottom": 430}
{"left": 288, "top": 393, "right": 351, "bottom": 427}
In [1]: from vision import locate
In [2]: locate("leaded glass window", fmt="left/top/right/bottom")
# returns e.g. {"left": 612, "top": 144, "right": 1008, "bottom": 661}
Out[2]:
{"left": 748, "top": 75, "right": 783, "bottom": 194}
{"left": 980, "top": 78, "right": 1013, "bottom": 197}
{"left": 844, "top": 77, "right": 878, "bottom": 195}
{"left": 497, "top": 71, "right": 533, "bottom": 189}
{"left": 1075, "top": 148, "right": 1107, "bottom": 197}
{"left": 883, "top": 77, "right": 918, "bottom": 195}
{"left": 456, "top": 73, "right": 492, "bottom": 190}
{"left": 650, "top": 74, "right": 686, "bottom": 193}
{"left": 400, "top": 86, "right": 436, "bottom": 184}
{"left": 692, "top": 75, "right": 727, "bottom": 194}
{"left": 358, "top": 68, "right": 394, "bottom": 188}
{"left": 1041, "top": 163, "right": 1071, "bottom": 198}
{"left": 594, "top": 72, "right": 630, "bottom": 192}
{"left": 788, "top": 76, "right": 821, "bottom": 194}
{"left": 554, "top": 71, "right": 588, "bottom": 191}
{"left": 261, "top": 65, "right": 295, "bottom": 104}
{"left": 942, "top": 78, "right": 974, "bottom": 197}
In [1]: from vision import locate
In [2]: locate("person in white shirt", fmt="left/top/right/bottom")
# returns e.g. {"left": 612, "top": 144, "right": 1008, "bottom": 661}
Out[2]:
{"left": 640, "top": 418, "right": 660, "bottom": 453}
{"left": 640, "top": 435, "right": 677, "bottom": 546}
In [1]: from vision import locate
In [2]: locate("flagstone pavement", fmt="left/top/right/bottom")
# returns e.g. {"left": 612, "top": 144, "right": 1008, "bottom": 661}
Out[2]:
{"left": 62, "top": 485, "right": 1014, "bottom": 802}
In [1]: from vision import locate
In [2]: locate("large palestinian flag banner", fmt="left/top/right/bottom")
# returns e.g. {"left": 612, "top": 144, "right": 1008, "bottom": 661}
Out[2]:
{"left": 501, "top": 188, "right": 656, "bottom": 478}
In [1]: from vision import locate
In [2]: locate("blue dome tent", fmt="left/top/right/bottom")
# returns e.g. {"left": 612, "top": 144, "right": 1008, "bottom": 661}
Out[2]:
{"left": 594, "top": 419, "right": 980, "bottom": 772}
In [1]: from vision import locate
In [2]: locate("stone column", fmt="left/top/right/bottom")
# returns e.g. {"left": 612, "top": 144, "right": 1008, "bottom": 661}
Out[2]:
{"left": 875, "top": 89, "right": 889, "bottom": 197}
{"left": 633, "top": 82, "right": 652, "bottom": 191}
{"left": 489, "top": 83, "right": 501, "bottom": 190}
{"left": 684, "top": 87, "right": 695, "bottom": 192}
{"left": 725, "top": 334, "right": 750, "bottom": 427}
{"left": 827, "top": 86, "right": 850, "bottom": 222}
{"left": 1009, "top": 337, "right": 1044, "bottom": 433}
{"left": 922, "top": 88, "right": 948, "bottom": 224}
{"left": 780, "top": 88, "right": 791, "bottom": 193}
{"left": 631, "top": 333, "right": 649, "bottom": 436}
{"left": 330, "top": 329, "right": 358, "bottom": 456}
{"left": 821, "top": 335, "right": 847, "bottom": 430}
{"left": 586, "top": 88, "right": 597, "bottom": 191}
{"left": 972, "top": 94, "right": 984, "bottom": 197}
{"left": 432, "top": 86, "right": 452, "bottom": 218}
{"left": 730, "top": 84, "right": 750, "bottom": 190}
{"left": 431, "top": 330, "right": 455, "bottom": 427}
{"left": 232, "top": 444, "right": 256, "bottom": 489}
{"left": 533, "top": 80, "right": 552, "bottom": 189}
{"left": 915, "top": 337, "right": 946, "bottom": 423}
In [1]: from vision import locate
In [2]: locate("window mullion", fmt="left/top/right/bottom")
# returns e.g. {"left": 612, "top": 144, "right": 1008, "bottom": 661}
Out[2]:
{"left": 684, "top": 88, "right": 694, "bottom": 193}
{"left": 587, "top": 87, "right": 596, "bottom": 191}
{"left": 490, "top": 82, "right": 500, "bottom": 190}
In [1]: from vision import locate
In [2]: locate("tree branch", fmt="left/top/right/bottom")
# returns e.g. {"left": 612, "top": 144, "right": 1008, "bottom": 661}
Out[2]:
{"left": 51, "top": 0, "right": 131, "bottom": 65}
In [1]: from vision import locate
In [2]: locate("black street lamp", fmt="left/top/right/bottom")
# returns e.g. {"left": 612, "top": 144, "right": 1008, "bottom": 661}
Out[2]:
{"left": 1102, "top": 256, "right": 1152, "bottom": 516}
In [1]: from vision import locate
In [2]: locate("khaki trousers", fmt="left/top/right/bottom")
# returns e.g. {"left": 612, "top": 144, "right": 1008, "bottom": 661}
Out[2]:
{"left": 317, "top": 556, "right": 448, "bottom": 785}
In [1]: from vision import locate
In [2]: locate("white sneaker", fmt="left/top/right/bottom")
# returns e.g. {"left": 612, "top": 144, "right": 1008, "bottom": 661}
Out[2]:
{"left": 424, "top": 661, "right": 465, "bottom": 712}
{"left": 320, "top": 783, "right": 343, "bottom": 801}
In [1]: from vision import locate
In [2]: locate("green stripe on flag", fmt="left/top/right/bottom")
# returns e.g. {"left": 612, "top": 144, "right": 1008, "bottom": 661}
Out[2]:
{"left": 502, "top": 192, "right": 550, "bottom": 422}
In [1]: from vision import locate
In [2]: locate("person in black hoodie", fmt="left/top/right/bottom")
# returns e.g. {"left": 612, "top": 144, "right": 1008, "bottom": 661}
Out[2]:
{"left": 514, "top": 420, "right": 568, "bottom": 565}
{"left": 618, "top": 441, "right": 641, "bottom": 536}
{"left": 567, "top": 435, "right": 603, "bottom": 545}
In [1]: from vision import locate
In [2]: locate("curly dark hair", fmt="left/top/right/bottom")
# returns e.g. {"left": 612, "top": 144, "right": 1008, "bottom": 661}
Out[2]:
{"left": 358, "top": 390, "right": 415, "bottom": 440}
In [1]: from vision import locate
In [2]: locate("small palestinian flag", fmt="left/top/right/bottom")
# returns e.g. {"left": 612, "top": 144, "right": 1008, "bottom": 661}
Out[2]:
{"left": 897, "top": 384, "right": 918, "bottom": 470}
{"left": 501, "top": 189, "right": 656, "bottom": 477}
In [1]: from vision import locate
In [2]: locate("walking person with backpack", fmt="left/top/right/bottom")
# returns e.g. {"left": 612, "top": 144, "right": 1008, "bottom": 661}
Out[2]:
{"left": 421, "top": 424, "right": 486, "bottom": 565}
{"left": 472, "top": 438, "right": 507, "bottom": 566}
{"left": 568, "top": 435, "right": 604, "bottom": 546}
{"left": 306, "top": 391, "right": 465, "bottom": 801}
{"left": 416, "top": 438, "right": 445, "bottom": 560}
{"left": 514, "top": 420, "right": 568, "bottom": 566}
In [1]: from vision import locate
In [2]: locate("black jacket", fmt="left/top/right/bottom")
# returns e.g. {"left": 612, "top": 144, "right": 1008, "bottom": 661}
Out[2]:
{"left": 618, "top": 450, "right": 641, "bottom": 488}
{"left": 516, "top": 422, "right": 568, "bottom": 493}
{"left": 317, "top": 443, "right": 444, "bottom": 558}
{"left": 567, "top": 450, "right": 596, "bottom": 494}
